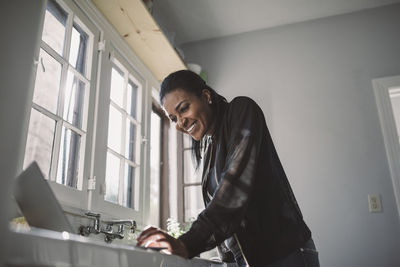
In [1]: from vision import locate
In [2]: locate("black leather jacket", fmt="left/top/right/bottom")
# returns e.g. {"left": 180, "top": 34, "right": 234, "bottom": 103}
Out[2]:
{"left": 179, "top": 97, "right": 311, "bottom": 266}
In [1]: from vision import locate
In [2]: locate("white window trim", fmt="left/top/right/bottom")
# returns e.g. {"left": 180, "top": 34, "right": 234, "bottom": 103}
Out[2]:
{"left": 106, "top": 55, "right": 142, "bottom": 207}
{"left": 372, "top": 75, "right": 400, "bottom": 220}
{"left": 52, "top": 0, "right": 98, "bottom": 207}
{"left": 26, "top": 0, "right": 100, "bottom": 209}
{"left": 90, "top": 41, "right": 153, "bottom": 226}
{"left": 181, "top": 134, "right": 203, "bottom": 223}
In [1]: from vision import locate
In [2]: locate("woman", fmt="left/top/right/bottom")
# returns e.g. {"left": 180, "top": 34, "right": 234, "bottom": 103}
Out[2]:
{"left": 137, "top": 70, "right": 319, "bottom": 267}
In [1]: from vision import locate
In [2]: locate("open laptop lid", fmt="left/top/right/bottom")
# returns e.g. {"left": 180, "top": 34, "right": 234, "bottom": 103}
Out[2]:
{"left": 13, "top": 162, "right": 74, "bottom": 233}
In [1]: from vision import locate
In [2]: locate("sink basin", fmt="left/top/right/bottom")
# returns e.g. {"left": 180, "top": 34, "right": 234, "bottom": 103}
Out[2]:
{"left": 6, "top": 227, "right": 229, "bottom": 267}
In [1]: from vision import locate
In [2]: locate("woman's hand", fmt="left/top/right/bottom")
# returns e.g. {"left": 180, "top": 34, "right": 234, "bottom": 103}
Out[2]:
{"left": 136, "top": 226, "right": 189, "bottom": 259}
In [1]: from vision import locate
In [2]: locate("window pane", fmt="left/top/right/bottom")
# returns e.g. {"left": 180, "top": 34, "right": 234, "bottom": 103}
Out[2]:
{"left": 107, "top": 105, "right": 122, "bottom": 153}
{"left": 105, "top": 152, "right": 120, "bottom": 204}
{"left": 24, "top": 109, "right": 56, "bottom": 179}
{"left": 56, "top": 127, "right": 81, "bottom": 189}
{"left": 42, "top": 0, "right": 67, "bottom": 56}
{"left": 184, "top": 185, "right": 203, "bottom": 222}
{"left": 110, "top": 67, "right": 124, "bottom": 107}
{"left": 69, "top": 23, "right": 88, "bottom": 76}
{"left": 183, "top": 134, "right": 192, "bottom": 149}
{"left": 63, "top": 70, "right": 85, "bottom": 129}
{"left": 33, "top": 49, "right": 62, "bottom": 114}
{"left": 123, "top": 163, "right": 137, "bottom": 209}
{"left": 126, "top": 80, "right": 138, "bottom": 118}
{"left": 183, "top": 150, "right": 201, "bottom": 183}
{"left": 149, "top": 111, "right": 161, "bottom": 226}
{"left": 125, "top": 119, "right": 136, "bottom": 162}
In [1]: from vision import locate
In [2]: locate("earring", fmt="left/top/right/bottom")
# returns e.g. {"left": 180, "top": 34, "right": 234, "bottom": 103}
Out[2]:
{"left": 209, "top": 100, "right": 212, "bottom": 104}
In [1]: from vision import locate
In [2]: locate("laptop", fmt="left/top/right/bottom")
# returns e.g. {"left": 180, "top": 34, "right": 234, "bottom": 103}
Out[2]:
{"left": 13, "top": 161, "right": 74, "bottom": 233}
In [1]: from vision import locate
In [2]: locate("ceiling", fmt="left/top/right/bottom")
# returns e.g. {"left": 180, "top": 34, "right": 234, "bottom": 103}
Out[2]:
{"left": 152, "top": 0, "right": 400, "bottom": 45}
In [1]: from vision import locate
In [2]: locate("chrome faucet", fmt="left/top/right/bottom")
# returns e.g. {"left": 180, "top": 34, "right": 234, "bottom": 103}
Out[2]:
{"left": 79, "top": 212, "right": 101, "bottom": 235}
{"left": 79, "top": 212, "right": 136, "bottom": 243}
{"left": 101, "top": 219, "right": 137, "bottom": 243}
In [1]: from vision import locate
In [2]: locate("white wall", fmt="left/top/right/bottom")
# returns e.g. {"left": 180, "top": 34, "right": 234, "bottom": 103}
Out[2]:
{"left": 182, "top": 4, "right": 400, "bottom": 267}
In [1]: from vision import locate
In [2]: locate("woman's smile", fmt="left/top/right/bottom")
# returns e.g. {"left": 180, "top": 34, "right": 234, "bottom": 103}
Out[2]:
{"left": 186, "top": 121, "right": 196, "bottom": 134}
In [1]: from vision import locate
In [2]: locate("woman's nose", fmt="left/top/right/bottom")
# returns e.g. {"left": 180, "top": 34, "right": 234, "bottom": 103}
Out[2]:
{"left": 177, "top": 116, "right": 187, "bottom": 129}
{"left": 175, "top": 123, "right": 184, "bottom": 132}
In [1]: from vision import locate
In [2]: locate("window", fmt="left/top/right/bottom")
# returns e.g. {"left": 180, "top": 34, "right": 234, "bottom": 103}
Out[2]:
{"left": 149, "top": 107, "right": 162, "bottom": 226}
{"left": 24, "top": 0, "right": 95, "bottom": 194}
{"left": 182, "top": 135, "right": 203, "bottom": 222}
{"left": 21, "top": 0, "right": 166, "bottom": 226}
{"left": 373, "top": 75, "right": 400, "bottom": 218}
{"left": 104, "top": 58, "right": 142, "bottom": 210}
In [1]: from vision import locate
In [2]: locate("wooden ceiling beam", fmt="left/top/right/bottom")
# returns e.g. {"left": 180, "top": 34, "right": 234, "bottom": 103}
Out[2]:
{"left": 93, "top": 0, "right": 187, "bottom": 81}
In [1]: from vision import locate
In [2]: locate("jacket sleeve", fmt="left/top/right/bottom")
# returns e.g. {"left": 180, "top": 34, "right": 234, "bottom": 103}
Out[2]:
{"left": 179, "top": 97, "right": 266, "bottom": 258}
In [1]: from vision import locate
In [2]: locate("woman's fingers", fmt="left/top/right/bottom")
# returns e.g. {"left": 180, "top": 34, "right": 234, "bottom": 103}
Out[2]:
{"left": 138, "top": 225, "right": 157, "bottom": 238}
{"left": 143, "top": 237, "right": 171, "bottom": 249}
{"left": 137, "top": 227, "right": 163, "bottom": 243}
{"left": 137, "top": 228, "right": 168, "bottom": 246}
{"left": 136, "top": 227, "right": 189, "bottom": 259}
{"left": 143, "top": 234, "right": 168, "bottom": 248}
{"left": 137, "top": 231, "right": 164, "bottom": 245}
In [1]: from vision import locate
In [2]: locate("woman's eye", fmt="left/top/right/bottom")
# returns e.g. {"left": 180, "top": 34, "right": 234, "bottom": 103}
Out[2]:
{"left": 181, "top": 105, "right": 189, "bottom": 113}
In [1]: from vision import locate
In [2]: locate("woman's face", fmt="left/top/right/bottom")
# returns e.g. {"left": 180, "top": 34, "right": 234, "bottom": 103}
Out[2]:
{"left": 162, "top": 88, "right": 214, "bottom": 141}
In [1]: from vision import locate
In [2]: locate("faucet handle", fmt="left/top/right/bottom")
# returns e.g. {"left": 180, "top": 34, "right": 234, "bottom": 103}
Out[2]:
{"left": 85, "top": 211, "right": 100, "bottom": 219}
{"left": 131, "top": 220, "right": 137, "bottom": 233}
{"left": 102, "top": 219, "right": 137, "bottom": 233}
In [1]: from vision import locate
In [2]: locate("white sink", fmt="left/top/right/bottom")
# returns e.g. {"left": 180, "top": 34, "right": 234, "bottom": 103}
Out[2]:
{"left": 6, "top": 227, "right": 229, "bottom": 267}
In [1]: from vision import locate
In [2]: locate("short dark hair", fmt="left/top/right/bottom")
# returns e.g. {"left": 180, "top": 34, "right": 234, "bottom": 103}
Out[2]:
{"left": 159, "top": 70, "right": 227, "bottom": 168}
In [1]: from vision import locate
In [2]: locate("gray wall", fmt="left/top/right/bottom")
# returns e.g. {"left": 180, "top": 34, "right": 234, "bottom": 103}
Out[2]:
{"left": 0, "top": 0, "right": 46, "bottom": 264}
{"left": 182, "top": 4, "right": 400, "bottom": 267}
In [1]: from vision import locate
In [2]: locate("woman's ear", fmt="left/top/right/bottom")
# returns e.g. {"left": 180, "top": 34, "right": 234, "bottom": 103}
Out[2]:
{"left": 201, "top": 89, "right": 212, "bottom": 103}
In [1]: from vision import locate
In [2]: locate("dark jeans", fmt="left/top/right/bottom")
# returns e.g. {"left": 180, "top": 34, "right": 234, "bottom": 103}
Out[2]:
{"left": 235, "top": 239, "right": 320, "bottom": 267}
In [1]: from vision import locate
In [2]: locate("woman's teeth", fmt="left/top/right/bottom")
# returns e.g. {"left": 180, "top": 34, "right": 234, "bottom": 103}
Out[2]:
{"left": 187, "top": 123, "right": 196, "bottom": 133}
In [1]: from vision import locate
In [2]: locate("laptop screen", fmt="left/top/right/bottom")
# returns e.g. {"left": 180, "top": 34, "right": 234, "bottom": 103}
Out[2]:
{"left": 13, "top": 162, "right": 74, "bottom": 233}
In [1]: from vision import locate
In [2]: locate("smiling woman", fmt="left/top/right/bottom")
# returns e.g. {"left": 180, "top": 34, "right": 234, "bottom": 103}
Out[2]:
{"left": 159, "top": 71, "right": 227, "bottom": 167}
{"left": 137, "top": 70, "right": 320, "bottom": 267}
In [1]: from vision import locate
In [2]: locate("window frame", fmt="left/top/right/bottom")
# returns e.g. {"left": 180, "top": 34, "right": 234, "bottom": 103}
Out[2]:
{"left": 21, "top": 0, "right": 167, "bottom": 227}
{"left": 149, "top": 97, "right": 174, "bottom": 229}
{"left": 108, "top": 54, "right": 143, "bottom": 208}
{"left": 181, "top": 134, "right": 203, "bottom": 223}
{"left": 81, "top": 0, "right": 161, "bottom": 226}
{"left": 372, "top": 75, "right": 400, "bottom": 219}
{"left": 24, "top": 0, "right": 100, "bottom": 209}
{"left": 148, "top": 104, "right": 163, "bottom": 227}
{"left": 91, "top": 47, "right": 149, "bottom": 223}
